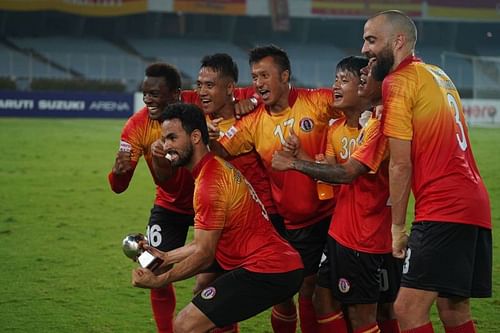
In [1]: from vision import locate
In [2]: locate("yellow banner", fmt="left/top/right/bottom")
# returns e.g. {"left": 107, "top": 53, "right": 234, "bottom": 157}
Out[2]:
{"left": 0, "top": 0, "right": 148, "bottom": 16}
{"left": 428, "top": 3, "right": 500, "bottom": 20}
{"left": 311, "top": 0, "right": 422, "bottom": 17}
{"left": 174, "top": 0, "right": 246, "bottom": 15}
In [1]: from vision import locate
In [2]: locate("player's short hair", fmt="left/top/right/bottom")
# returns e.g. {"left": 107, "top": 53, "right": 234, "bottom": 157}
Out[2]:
{"left": 145, "top": 62, "right": 181, "bottom": 92}
{"left": 159, "top": 103, "right": 209, "bottom": 145}
{"left": 375, "top": 10, "right": 417, "bottom": 48}
{"left": 200, "top": 53, "right": 239, "bottom": 83}
{"left": 336, "top": 56, "right": 369, "bottom": 78}
{"left": 249, "top": 45, "right": 291, "bottom": 79}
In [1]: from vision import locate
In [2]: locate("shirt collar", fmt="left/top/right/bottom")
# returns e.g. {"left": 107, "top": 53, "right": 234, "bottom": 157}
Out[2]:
{"left": 394, "top": 55, "right": 422, "bottom": 72}
{"left": 264, "top": 85, "right": 298, "bottom": 114}
{"left": 191, "top": 152, "right": 214, "bottom": 179}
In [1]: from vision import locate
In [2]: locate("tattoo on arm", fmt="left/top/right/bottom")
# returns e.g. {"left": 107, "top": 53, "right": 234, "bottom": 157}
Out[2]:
{"left": 292, "top": 158, "right": 369, "bottom": 184}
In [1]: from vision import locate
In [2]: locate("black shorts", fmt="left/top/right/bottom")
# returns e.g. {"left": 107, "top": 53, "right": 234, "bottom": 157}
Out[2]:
{"left": 401, "top": 222, "right": 492, "bottom": 298}
{"left": 192, "top": 268, "right": 304, "bottom": 327}
{"left": 317, "top": 236, "right": 397, "bottom": 304}
{"left": 146, "top": 205, "right": 194, "bottom": 252}
{"left": 284, "top": 217, "right": 331, "bottom": 276}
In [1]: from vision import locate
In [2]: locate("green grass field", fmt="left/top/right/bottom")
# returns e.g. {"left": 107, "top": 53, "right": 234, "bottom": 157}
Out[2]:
{"left": 0, "top": 118, "right": 498, "bottom": 332}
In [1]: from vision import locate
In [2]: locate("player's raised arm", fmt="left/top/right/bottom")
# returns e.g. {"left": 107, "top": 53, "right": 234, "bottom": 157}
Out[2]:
{"left": 108, "top": 140, "right": 138, "bottom": 193}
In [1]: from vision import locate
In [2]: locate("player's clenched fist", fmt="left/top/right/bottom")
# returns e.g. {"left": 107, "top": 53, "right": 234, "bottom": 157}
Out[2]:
{"left": 391, "top": 223, "right": 408, "bottom": 259}
{"left": 272, "top": 151, "right": 295, "bottom": 171}
{"left": 112, "top": 150, "right": 132, "bottom": 175}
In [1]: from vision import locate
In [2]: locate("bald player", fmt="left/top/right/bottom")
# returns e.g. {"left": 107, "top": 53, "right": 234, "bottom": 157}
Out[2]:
{"left": 362, "top": 10, "right": 491, "bottom": 333}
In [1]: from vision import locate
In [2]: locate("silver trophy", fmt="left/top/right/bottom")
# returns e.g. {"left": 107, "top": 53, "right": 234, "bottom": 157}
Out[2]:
{"left": 122, "top": 233, "right": 163, "bottom": 271}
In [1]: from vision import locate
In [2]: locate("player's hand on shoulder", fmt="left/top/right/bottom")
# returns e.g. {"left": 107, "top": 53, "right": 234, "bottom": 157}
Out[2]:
{"left": 234, "top": 97, "right": 258, "bottom": 119}
{"left": 112, "top": 151, "right": 132, "bottom": 175}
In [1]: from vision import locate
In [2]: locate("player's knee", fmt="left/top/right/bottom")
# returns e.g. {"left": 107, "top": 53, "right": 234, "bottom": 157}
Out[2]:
{"left": 436, "top": 298, "right": 471, "bottom": 326}
{"left": 393, "top": 296, "right": 409, "bottom": 319}
{"left": 274, "top": 298, "right": 296, "bottom": 314}
{"left": 173, "top": 311, "right": 194, "bottom": 333}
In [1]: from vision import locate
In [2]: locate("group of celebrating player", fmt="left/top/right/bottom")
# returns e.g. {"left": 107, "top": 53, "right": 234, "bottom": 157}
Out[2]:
{"left": 109, "top": 10, "right": 491, "bottom": 333}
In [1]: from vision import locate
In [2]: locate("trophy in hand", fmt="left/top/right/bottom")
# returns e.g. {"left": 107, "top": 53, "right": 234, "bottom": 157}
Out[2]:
{"left": 122, "top": 233, "right": 163, "bottom": 271}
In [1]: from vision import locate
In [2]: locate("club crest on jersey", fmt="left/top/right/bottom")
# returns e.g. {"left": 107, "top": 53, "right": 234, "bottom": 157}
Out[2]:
{"left": 338, "top": 278, "right": 351, "bottom": 293}
{"left": 201, "top": 287, "right": 217, "bottom": 300}
{"left": 299, "top": 117, "right": 314, "bottom": 132}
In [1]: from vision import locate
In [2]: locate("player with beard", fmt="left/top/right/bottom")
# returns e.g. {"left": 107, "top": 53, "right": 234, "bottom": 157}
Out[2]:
{"left": 209, "top": 45, "right": 341, "bottom": 333}
{"left": 131, "top": 103, "right": 304, "bottom": 333}
{"left": 110, "top": 62, "right": 258, "bottom": 333}
{"left": 362, "top": 10, "right": 491, "bottom": 333}
{"left": 271, "top": 59, "right": 402, "bottom": 333}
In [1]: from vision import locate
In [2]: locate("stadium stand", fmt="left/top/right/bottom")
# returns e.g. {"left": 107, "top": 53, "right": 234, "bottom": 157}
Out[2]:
{"left": 127, "top": 37, "right": 252, "bottom": 86}
{"left": 9, "top": 37, "right": 147, "bottom": 87}
{"left": 0, "top": 42, "right": 68, "bottom": 81}
{"left": 0, "top": 10, "right": 498, "bottom": 97}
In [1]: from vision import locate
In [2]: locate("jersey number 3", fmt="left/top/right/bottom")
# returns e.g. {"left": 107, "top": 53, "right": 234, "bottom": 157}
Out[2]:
{"left": 447, "top": 93, "right": 468, "bottom": 152}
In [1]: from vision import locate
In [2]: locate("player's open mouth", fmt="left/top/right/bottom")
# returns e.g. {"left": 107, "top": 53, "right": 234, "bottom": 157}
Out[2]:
{"left": 147, "top": 106, "right": 159, "bottom": 113}
{"left": 259, "top": 89, "right": 270, "bottom": 100}
{"left": 201, "top": 98, "right": 211, "bottom": 105}
{"left": 165, "top": 151, "right": 179, "bottom": 161}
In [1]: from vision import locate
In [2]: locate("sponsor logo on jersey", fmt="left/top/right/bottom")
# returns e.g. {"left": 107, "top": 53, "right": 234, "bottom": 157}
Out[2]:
{"left": 338, "top": 278, "right": 350, "bottom": 293}
{"left": 201, "top": 286, "right": 217, "bottom": 300}
{"left": 119, "top": 140, "right": 132, "bottom": 152}
{"left": 299, "top": 117, "right": 314, "bottom": 132}
{"left": 225, "top": 126, "right": 238, "bottom": 139}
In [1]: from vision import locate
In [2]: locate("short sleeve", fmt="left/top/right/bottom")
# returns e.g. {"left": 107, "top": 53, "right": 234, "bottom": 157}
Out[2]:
{"left": 219, "top": 112, "right": 257, "bottom": 156}
{"left": 194, "top": 171, "right": 227, "bottom": 230}
{"left": 352, "top": 119, "right": 388, "bottom": 172}
{"left": 382, "top": 70, "right": 416, "bottom": 141}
